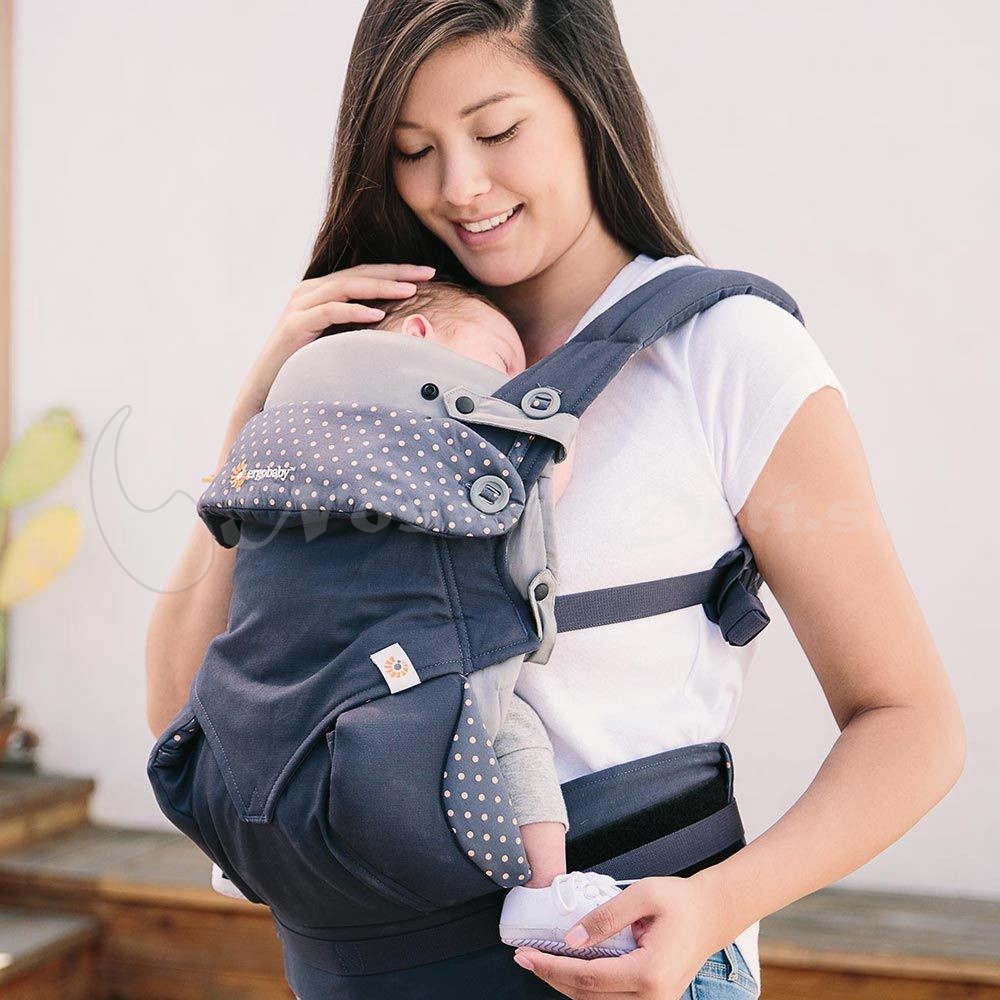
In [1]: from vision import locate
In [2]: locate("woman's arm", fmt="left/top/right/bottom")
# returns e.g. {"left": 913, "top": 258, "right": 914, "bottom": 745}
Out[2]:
{"left": 144, "top": 262, "right": 438, "bottom": 738}
{"left": 145, "top": 402, "right": 255, "bottom": 737}
{"left": 513, "top": 385, "right": 966, "bottom": 998}
{"left": 695, "top": 383, "right": 966, "bottom": 942}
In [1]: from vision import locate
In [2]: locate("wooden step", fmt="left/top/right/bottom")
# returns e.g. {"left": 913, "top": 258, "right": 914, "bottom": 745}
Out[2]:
{"left": 760, "top": 886, "right": 1000, "bottom": 999}
{"left": 15, "top": 822, "right": 996, "bottom": 999}
{"left": 0, "top": 905, "right": 99, "bottom": 999}
{"left": 0, "top": 822, "right": 292, "bottom": 998}
{"left": 0, "top": 769, "right": 95, "bottom": 851}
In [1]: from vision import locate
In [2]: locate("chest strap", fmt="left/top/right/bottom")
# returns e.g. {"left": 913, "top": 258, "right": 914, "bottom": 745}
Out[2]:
{"left": 553, "top": 540, "right": 769, "bottom": 647}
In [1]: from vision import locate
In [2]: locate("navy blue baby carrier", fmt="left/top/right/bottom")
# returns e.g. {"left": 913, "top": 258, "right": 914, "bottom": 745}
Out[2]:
{"left": 147, "top": 264, "right": 799, "bottom": 979}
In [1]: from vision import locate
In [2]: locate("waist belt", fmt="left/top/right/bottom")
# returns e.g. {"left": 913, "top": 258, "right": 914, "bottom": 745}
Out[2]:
{"left": 272, "top": 742, "right": 745, "bottom": 977}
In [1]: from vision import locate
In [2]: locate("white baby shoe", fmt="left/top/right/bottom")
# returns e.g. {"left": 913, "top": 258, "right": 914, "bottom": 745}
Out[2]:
{"left": 211, "top": 861, "right": 251, "bottom": 901}
{"left": 499, "top": 870, "right": 639, "bottom": 959}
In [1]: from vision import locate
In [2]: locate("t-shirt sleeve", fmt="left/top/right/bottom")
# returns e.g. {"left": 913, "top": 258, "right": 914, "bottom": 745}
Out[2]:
{"left": 685, "top": 292, "right": 848, "bottom": 516}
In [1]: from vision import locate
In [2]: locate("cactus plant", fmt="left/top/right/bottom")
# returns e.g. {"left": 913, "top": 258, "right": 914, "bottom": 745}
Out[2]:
{"left": 0, "top": 407, "right": 83, "bottom": 760}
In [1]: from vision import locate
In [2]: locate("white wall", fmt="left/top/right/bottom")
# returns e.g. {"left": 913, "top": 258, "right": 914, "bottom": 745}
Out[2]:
{"left": 11, "top": 1, "right": 997, "bottom": 901}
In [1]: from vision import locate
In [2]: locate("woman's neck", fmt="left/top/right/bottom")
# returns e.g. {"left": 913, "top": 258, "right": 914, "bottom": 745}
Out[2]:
{"left": 489, "top": 228, "right": 637, "bottom": 369}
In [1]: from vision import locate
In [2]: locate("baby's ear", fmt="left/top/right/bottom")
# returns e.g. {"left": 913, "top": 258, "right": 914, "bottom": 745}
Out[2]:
{"left": 400, "top": 313, "right": 432, "bottom": 339}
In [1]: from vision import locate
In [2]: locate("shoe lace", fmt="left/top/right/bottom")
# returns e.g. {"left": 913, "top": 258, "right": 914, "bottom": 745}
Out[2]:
{"left": 551, "top": 871, "right": 623, "bottom": 915}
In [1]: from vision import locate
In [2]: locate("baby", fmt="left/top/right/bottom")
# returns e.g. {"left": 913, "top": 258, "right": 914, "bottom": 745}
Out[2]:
{"left": 211, "top": 278, "right": 637, "bottom": 958}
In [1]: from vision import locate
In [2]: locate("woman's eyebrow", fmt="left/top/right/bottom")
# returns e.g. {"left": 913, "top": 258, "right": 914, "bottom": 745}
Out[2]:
{"left": 395, "top": 91, "right": 522, "bottom": 130}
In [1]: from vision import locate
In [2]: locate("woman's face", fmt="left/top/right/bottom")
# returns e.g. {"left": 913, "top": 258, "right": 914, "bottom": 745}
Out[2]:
{"left": 391, "top": 36, "right": 595, "bottom": 287}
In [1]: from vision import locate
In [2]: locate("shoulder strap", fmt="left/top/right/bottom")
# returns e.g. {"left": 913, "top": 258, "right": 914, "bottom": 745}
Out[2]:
{"left": 493, "top": 262, "right": 803, "bottom": 491}
{"left": 499, "top": 262, "right": 802, "bottom": 647}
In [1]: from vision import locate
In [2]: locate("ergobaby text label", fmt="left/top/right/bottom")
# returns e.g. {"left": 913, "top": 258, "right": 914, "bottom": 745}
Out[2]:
{"left": 370, "top": 642, "right": 421, "bottom": 693}
{"left": 229, "top": 458, "right": 291, "bottom": 489}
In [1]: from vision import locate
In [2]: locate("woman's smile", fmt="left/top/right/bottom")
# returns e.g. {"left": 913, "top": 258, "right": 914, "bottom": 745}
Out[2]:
{"left": 452, "top": 203, "right": 524, "bottom": 248}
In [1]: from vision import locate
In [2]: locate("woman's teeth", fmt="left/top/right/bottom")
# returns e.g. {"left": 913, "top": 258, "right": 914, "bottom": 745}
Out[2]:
{"left": 459, "top": 206, "right": 518, "bottom": 233}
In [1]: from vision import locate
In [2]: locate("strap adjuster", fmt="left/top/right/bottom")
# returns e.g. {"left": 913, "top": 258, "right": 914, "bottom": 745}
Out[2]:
{"left": 702, "top": 541, "right": 770, "bottom": 646}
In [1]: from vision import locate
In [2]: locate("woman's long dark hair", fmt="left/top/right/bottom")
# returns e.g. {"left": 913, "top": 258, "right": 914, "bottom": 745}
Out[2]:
{"left": 303, "top": 0, "right": 699, "bottom": 287}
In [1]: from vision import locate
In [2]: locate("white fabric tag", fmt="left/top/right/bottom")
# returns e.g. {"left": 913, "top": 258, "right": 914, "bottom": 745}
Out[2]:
{"left": 370, "top": 641, "right": 421, "bottom": 693}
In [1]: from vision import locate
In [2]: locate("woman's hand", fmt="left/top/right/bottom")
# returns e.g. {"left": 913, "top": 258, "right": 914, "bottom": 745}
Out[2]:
{"left": 233, "top": 262, "right": 436, "bottom": 417}
{"left": 512, "top": 873, "right": 728, "bottom": 999}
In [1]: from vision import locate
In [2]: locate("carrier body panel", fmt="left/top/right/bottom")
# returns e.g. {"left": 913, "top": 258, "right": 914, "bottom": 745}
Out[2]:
{"left": 148, "top": 264, "right": 801, "bottom": 964}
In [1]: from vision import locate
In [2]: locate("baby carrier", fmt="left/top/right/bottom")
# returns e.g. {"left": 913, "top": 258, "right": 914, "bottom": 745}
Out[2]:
{"left": 147, "top": 263, "right": 799, "bottom": 976}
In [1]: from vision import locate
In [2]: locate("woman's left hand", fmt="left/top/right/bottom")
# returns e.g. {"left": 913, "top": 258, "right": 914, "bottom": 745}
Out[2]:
{"left": 512, "top": 872, "right": 728, "bottom": 999}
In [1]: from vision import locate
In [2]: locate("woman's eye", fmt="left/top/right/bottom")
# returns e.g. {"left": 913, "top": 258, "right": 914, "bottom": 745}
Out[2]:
{"left": 394, "top": 146, "right": 430, "bottom": 164}
{"left": 480, "top": 123, "right": 520, "bottom": 147}
{"left": 393, "top": 123, "right": 521, "bottom": 164}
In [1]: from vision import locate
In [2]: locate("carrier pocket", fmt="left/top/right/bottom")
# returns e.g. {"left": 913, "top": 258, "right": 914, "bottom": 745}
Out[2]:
{"left": 148, "top": 705, "right": 271, "bottom": 906}
{"left": 326, "top": 673, "right": 522, "bottom": 911}
{"left": 147, "top": 703, "right": 215, "bottom": 860}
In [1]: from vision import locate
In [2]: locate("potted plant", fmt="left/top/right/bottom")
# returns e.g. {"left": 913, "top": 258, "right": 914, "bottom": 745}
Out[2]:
{"left": 0, "top": 407, "right": 82, "bottom": 763}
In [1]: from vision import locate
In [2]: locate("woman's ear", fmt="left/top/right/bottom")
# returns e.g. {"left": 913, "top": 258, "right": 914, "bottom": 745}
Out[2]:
{"left": 399, "top": 313, "right": 434, "bottom": 339}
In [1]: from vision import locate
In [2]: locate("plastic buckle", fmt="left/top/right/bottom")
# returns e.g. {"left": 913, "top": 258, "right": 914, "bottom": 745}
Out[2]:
{"left": 703, "top": 542, "right": 770, "bottom": 647}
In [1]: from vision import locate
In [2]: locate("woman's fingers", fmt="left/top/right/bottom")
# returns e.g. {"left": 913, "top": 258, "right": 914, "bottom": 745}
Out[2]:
{"left": 564, "top": 883, "right": 655, "bottom": 949}
{"left": 296, "top": 275, "right": 431, "bottom": 314}
{"left": 297, "top": 261, "right": 435, "bottom": 289}
{"left": 514, "top": 948, "right": 646, "bottom": 997}
{"left": 334, "top": 275, "right": 424, "bottom": 302}
{"left": 310, "top": 299, "right": 389, "bottom": 326}
{"left": 233, "top": 263, "right": 436, "bottom": 418}
{"left": 511, "top": 883, "right": 671, "bottom": 998}
{"left": 298, "top": 264, "right": 436, "bottom": 304}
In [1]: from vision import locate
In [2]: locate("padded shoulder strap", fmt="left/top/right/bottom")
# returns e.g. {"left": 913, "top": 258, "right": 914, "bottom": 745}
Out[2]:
{"left": 493, "top": 262, "right": 801, "bottom": 648}
{"left": 493, "top": 263, "right": 803, "bottom": 490}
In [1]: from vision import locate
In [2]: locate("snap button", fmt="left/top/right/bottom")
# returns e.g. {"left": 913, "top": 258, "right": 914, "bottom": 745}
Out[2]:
{"left": 469, "top": 475, "right": 511, "bottom": 513}
{"left": 421, "top": 382, "right": 439, "bottom": 400}
{"left": 520, "top": 387, "right": 560, "bottom": 418}
{"left": 533, "top": 582, "right": 549, "bottom": 601}
{"left": 456, "top": 395, "right": 476, "bottom": 414}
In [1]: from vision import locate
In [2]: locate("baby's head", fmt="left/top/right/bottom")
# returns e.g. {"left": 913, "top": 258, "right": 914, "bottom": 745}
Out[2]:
{"left": 366, "top": 279, "right": 526, "bottom": 377}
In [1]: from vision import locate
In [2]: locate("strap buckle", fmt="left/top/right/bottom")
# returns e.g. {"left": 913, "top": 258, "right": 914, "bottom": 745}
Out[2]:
{"left": 702, "top": 541, "right": 770, "bottom": 646}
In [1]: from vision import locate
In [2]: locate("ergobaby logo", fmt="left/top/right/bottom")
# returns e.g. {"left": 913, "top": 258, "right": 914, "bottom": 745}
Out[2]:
{"left": 370, "top": 641, "right": 421, "bottom": 694}
{"left": 229, "top": 458, "right": 291, "bottom": 489}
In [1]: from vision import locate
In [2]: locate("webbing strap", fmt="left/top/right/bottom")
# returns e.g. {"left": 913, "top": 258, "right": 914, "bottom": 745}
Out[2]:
{"left": 271, "top": 798, "right": 745, "bottom": 977}
{"left": 596, "top": 800, "right": 743, "bottom": 881}
{"left": 554, "top": 566, "right": 719, "bottom": 631}
{"left": 553, "top": 539, "right": 770, "bottom": 647}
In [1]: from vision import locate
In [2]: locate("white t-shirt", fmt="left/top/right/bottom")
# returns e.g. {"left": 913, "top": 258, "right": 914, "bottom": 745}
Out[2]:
{"left": 513, "top": 252, "right": 848, "bottom": 992}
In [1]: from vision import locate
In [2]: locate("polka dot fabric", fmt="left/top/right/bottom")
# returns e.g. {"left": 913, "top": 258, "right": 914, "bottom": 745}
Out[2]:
{"left": 442, "top": 679, "right": 532, "bottom": 889}
{"left": 199, "top": 400, "right": 527, "bottom": 541}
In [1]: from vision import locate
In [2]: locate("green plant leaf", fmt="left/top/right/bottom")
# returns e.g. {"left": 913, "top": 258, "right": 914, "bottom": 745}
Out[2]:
{"left": 0, "top": 506, "right": 82, "bottom": 607}
{"left": 0, "top": 408, "right": 82, "bottom": 509}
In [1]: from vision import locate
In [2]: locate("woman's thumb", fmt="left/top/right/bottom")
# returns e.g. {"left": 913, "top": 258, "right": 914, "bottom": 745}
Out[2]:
{"left": 562, "top": 883, "right": 646, "bottom": 948}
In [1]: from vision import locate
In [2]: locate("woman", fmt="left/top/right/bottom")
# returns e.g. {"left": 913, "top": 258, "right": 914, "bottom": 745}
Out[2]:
{"left": 145, "top": 2, "right": 965, "bottom": 997}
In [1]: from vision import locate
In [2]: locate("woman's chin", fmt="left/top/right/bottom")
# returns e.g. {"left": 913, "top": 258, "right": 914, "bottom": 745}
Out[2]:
{"left": 453, "top": 250, "right": 537, "bottom": 289}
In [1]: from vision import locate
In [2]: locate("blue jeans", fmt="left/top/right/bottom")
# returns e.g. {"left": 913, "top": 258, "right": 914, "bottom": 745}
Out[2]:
{"left": 289, "top": 941, "right": 759, "bottom": 998}
{"left": 684, "top": 943, "right": 759, "bottom": 998}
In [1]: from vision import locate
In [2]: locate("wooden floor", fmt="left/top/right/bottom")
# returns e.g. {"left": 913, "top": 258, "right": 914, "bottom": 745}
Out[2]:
{"left": 759, "top": 886, "right": 1000, "bottom": 998}
{"left": 0, "top": 801, "right": 997, "bottom": 996}
{"left": 0, "top": 771, "right": 94, "bottom": 853}
{"left": 0, "top": 822, "right": 293, "bottom": 998}
{"left": 0, "top": 906, "right": 99, "bottom": 999}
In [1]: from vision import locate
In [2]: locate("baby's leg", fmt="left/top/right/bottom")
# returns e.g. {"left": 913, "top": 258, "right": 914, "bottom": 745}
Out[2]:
{"left": 518, "top": 821, "right": 567, "bottom": 888}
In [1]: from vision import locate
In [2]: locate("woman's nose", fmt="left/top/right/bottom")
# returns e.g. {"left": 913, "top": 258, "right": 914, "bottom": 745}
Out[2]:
{"left": 439, "top": 151, "right": 491, "bottom": 209}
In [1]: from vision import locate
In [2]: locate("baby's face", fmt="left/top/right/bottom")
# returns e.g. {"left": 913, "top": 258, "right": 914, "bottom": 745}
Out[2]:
{"left": 434, "top": 300, "right": 527, "bottom": 377}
